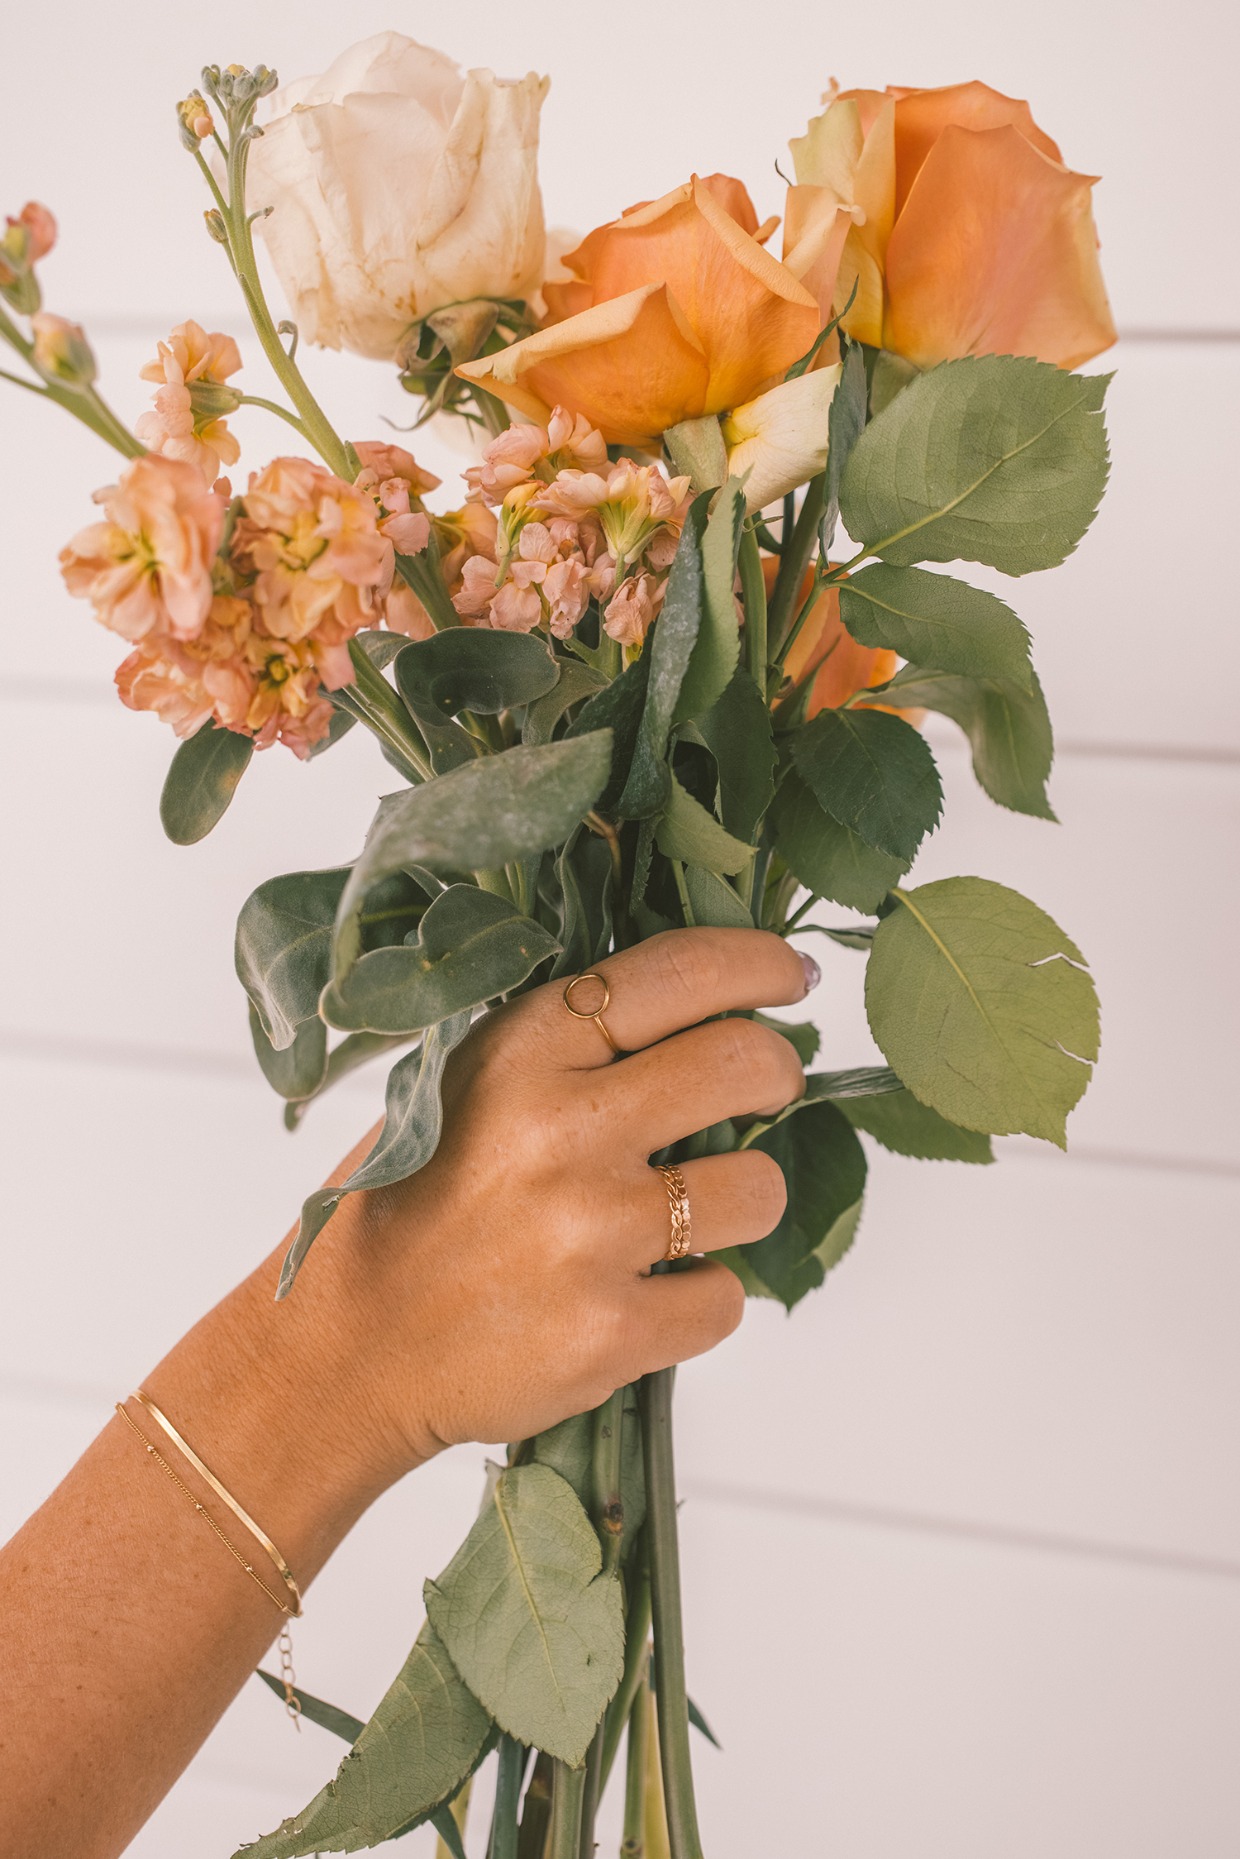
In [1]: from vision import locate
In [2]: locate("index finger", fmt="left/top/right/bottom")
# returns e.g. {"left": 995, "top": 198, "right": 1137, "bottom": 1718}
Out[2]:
{"left": 522, "top": 929, "right": 818, "bottom": 1069}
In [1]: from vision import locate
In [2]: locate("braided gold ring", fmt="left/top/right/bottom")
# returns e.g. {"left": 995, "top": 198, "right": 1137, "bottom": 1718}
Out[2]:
{"left": 563, "top": 972, "right": 620, "bottom": 1056}
{"left": 656, "top": 1163, "right": 692, "bottom": 1261}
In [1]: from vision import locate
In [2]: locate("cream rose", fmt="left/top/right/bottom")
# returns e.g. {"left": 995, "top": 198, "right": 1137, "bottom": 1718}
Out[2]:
{"left": 246, "top": 33, "right": 549, "bottom": 362}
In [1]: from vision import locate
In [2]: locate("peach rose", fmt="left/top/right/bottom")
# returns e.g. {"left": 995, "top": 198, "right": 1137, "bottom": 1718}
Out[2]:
{"left": 457, "top": 176, "right": 820, "bottom": 446}
{"left": 59, "top": 454, "right": 225, "bottom": 643}
{"left": 786, "top": 80, "right": 1116, "bottom": 370}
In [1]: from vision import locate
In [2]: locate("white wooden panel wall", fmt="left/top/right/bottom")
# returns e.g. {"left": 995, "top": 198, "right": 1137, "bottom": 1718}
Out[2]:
{"left": 1, "top": 2, "right": 1237, "bottom": 1854}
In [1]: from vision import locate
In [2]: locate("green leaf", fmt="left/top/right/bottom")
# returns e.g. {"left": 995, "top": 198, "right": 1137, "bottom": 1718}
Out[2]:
{"left": 840, "top": 357, "right": 1110, "bottom": 574}
{"left": 880, "top": 664, "right": 1055, "bottom": 820}
{"left": 840, "top": 564, "right": 1032, "bottom": 691}
{"left": 840, "top": 1088, "right": 994, "bottom": 1163}
{"left": 620, "top": 499, "right": 709, "bottom": 815}
{"left": 567, "top": 655, "right": 650, "bottom": 812}
{"left": 792, "top": 707, "right": 943, "bottom": 862}
{"left": 429, "top": 1806, "right": 468, "bottom": 1859}
{"left": 280, "top": 1013, "right": 471, "bottom": 1294}
{"left": 237, "top": 868, "right": 350, "bottom": 1050}
{"left": 159, "top": 721, "right": 253, "bottom": 845}
{"left": 865, "top": 878, "right": 1100, "bottom": 1145}
{"left": 396, "top": 628, "right": 560, "bottom": 717}
{"left": 249, "top": 1005, "right": 328, "bottom": 1103}
{"left": 738, "top": 1063, "right": 902, "bottom": 1143}
{"left": 681, "top": 864, "right": 752, "bottom": 929}
{"left": 425, "top": 1463, "right": 625, "bottom": 1767}
{"left": 800, "top": 922, "right": 874, "bottom": 952}
{"left": 722, "top": 1100, "right": 867, "bottom": 1309}
{"left": 237, "top": 1622, "right": 491, "bottom": 1857}
{"left": 753, "top": 1012, "right": 820, "bottom": 1065}
{"left": 531, "top": 1395, "right": 646, "bottom": 1545}
{"left": 255, "top": 1669, "right": 364, "bottom": 1744}
{"left": 822, "top": 337, "right": 868, "bottom": 549}
{"left": 655, "top": 775, "right": 754, "bottom": 877}
{"left": 323, "top": 885, "right": 558, "bottom": 1035}
{"left": 696, "top": 669, "right": 776, "bottom": 843}
{"left": 675, "top": 479, "right": 745, "bottom": 724}
{"left": 549, "top": 825, "right": 615, "bottom": 979}
{"left": 524, "top": 660, "right": 607, "bottom": 745}
{"left": 284, "top": 1030, "right": 411, "bottom": 1130}
{"left": 770, "top": 769, "right": 905, "bottom": 911}
{"left": 333, "top": 734, "right": 612, "bottom": 979}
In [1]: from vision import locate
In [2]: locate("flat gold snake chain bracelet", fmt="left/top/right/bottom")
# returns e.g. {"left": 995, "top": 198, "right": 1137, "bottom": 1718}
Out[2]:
{"left": 115, "top": 1390, "right": 303, "bottom": 1619}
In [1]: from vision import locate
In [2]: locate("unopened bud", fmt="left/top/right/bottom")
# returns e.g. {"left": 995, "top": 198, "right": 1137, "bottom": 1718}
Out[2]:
{"left": 30, "top": 312, "right": 97, "bottom": 391}
{"left": 203, "top": 209, "right": 229, "bottom": 246}
{"left": 176, "top": 92, "right": 215, "bottom": 150}
{"left": 0, "top": 202, "right": 57, "bottom": 314}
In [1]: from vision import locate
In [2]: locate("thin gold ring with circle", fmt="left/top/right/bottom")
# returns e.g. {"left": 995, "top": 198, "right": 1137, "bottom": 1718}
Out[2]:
{"left": 562, "top": 971, "right": 620, "bottom": 1056}
{"left": 656, "top": 1163, "right": 692, "bottom": 1261}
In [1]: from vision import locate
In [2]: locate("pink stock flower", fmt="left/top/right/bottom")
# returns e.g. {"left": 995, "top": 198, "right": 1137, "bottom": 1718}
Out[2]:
{"left": 59, "top": 454, "right": 225, "bottom": 643}
{"left": 230, "top": 455, "right": 390, "bottom": 644}
{"left": 605, "top": 571, "right": 664, "bottom": 649}
{"left": 465, "top": 405, "right": 609, "bottom": 504}
{"left": 136, "top": 322, "right": 243, "bottom": 484}
{"left": 532, "top": 455, "right": 690, "bottom": 567}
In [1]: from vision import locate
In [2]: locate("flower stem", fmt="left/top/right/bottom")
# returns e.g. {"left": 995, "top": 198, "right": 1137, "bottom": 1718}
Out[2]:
{"left": 341, "top": 640, "right": 432, "bottom": 781}
{"left": 237, "top": 391, "right": 310, "bottom": 437}
{"left": 738, "top": 524, "right": 767, "bottom": 693}
{"left": 0, "top": 301, "right": 142, "bottom": 458}
{"left": 621, "top": 1662, "right": 651, "bottom": 1857}
{"left": 546, "top": 1761, "right": 586, "bottom": 1859}
{"left": 592, "top": 1387, "right": 626, "bottom": 1577}
{"left": 488, "top": 1736, "right": 526, "bottom": 1859}
{"left": 766, "top": 472, "right": 826, "bottom": 656}
{"left": 577, "top": 1723, "right": 606, "bottom": 1859}
{"left": 640, "top": 1368, "right": 704, "bottom": 1859}
{"left": 600, "top": 1554, "right": 652, "bottom": 1793}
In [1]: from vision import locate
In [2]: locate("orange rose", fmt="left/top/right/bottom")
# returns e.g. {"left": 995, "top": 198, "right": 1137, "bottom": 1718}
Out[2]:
{"left": 457, "top": 175, "right": 820, "bottom": 447}
{"left": 785, "top": 80, "right": 1116, "bottom": 371}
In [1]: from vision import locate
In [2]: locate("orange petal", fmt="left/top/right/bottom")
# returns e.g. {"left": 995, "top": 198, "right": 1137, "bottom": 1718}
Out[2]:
{"left": 456, "top": 283, "right": 712, "bottom": 447}
{"left": 891, "top": 81, "right": 1064, "bottom": 215}
{"left": 884, "top": 123, "right": 1116, "bottom": 370}
{"left": 541, "top": 277, "right": 594, "bottom": 322}
{"left": 783, "top": 575, "right": 897, "bottom": 715}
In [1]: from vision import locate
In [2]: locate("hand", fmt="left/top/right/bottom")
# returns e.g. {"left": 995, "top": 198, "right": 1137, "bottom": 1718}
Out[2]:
{"left": 307, "top": 927, "right": 814, "bottom": 1484}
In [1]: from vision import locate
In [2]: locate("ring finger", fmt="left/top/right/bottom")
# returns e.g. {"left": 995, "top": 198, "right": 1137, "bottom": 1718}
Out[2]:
{"left": 628, "top": 1148, "right": 787, "bottom": 1271}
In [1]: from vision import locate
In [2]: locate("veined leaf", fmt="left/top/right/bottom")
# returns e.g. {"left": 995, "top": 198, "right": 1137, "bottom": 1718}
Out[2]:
{"left": 333, "top": 733, "right": 612, "bottom": 979}
{"left": 567, "top": 654, "right": 650, "bottom": 812}
{"left": 159, "top": 721, "right": 253, "bottom": 845}
{"left": 721, "top": 1100, "right": 867, "bottom": 1309}
{"left": 675, "top": 478, "right": 745, "bottom": 724}
{"left": 696, "top": 668, "right": 776, "bottom": 843}
{"left": 255, "top": 1669, "right": 363, "bottom": 1745}
{"left": 865, "top": 877, "right": 1100, "bottom": 1145}
{"left": 840, "top": 1087, "right": 994, "bottom": 1163}
{"left": 237, "top": 868, "right": 349, "bottom": 1050}
{"left": 531, "top": 1395, "right": 647, "bottom": 1545}
{"left": 620, "top": 499, "right": 709, "bottom": 815}
{"left": 770, "top": 768, "right": 906, "bottom": 911}
{"left": 236, "top": 1622, "right": 491, "bottom": 1857}
{"left": 323, "top": 885, "right": 558, "bottom": 1035}
{"left": 879, "top": 664, "right": 1055, "bottom": 820}
{"left": 425, "top": 1463, "right": 625, "bottom": 1767}
{"left": 840, "top": 564, "right": 1032, "bottom": 691}
{"left": 396, "top": 627, "right": 560, "bottom": 717}
{"left": 280, "top": 1012, "right": 471, "bottom": 1294}
{"left": 840, "top": 357, "right": 1110, "bottom": 574}
{"left": 682, "top": 864, "right": 753, "bottom": 929}
{"left": 792, "top": 707, "right": 943, "bottom": 862}
{"left": 822, "top": 337, "right": 868, "bottom": 550}
{"left": 655, "top": 775, "right": 754, "bottom": 877}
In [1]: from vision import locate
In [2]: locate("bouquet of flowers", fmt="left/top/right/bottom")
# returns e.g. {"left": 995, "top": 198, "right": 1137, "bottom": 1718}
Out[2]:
{"left": 2, "top": 36, "right": 1115, "bottom": 1858}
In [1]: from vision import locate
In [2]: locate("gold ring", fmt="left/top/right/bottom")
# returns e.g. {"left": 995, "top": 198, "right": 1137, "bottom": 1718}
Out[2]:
{"left": 563, "top": 972, "right": 620, "bottom": 1056}
{"left": 656, "top": 1163, "right": 692, "bottom": 1261}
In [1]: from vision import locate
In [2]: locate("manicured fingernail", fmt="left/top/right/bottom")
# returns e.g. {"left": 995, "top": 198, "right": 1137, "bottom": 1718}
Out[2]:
{"left": 799, "top": 951, "right": 821, "bottom": 995}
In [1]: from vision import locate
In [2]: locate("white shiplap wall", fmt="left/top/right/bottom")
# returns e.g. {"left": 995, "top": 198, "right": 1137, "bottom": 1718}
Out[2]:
{"left": 1, "top": 2, "right": 1237, "bottom": 1854}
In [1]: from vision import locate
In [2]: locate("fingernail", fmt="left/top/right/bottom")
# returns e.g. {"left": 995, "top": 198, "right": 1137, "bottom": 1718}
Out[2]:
{"left": 799, "top": 951, "right": 821, "bottom": 996}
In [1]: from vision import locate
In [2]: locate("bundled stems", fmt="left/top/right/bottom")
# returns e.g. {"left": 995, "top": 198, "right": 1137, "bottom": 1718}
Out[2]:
{"left": 600, "top": 1556, "right": 653, "bottom": 1790}
{"left": 546, "top": 1761, "right": 586, "bottom": 1859}
{"left": 487, "top": 1736, "right": 526, "bottom": 1859}
{"left": 766, "top": 471, "right": 826, "bottom": 660}
{"left": 640, "top": 1367, "right": 704, "bottom": 1859}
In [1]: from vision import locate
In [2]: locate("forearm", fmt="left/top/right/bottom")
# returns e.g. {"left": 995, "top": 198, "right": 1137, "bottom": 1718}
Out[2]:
{"left": 0, "top": 1145, "right": 409, "bottom": 1859}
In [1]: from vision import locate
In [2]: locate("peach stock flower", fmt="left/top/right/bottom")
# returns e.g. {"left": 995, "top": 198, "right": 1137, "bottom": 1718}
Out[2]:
{"left": 59, "top": 454, "right": 225, "bottom": 642}
{"left": 136, "top": 322, "right": 244, "bottom": 483}
{"left": 785, "top": 81, "right": 1116, "bottom": 370}
{"left": 230, "top": 456, "right": 390, "bottom": 643}
{"left": 457, "top": 176, "right": 820, "bottom": 446}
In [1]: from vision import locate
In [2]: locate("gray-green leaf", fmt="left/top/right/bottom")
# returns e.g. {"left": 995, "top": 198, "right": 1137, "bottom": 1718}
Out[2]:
{"left": 280, "top": 1012, "right": 471, "bottom": 1294}
{"left": 655, "top": 775, "right": 754, "bottom": 877}
{"left": 675, "top": 479, "right": 744, "bottom": 724}
{"left": 681, "top": 864, "right": 752, "bottom": 929}
{"left": 159, "top": 721, "right": 253, "bottom": 845}
{"left": 620, "top": 500, "right": 708, "bottom": 815}
{"left": 425, "top": 1463, "right": 625, "bottom": 1767}
{"left": 696, "top": 668, "right": 776, "bottom": 843}
{"left": 840, "top": 564, "right": 1032, "bottom": 691}
{"left": 792, "top": 707, "right": 943, "bottom": 862}
{"left": 236, "top": 1622, "right": 491, "bottom": 1857}
{"left": 770, "top": 768, "right": 906, "bottom": 911}
{"left": 840, "top": 357, "right": 1110, "bottom": 575}
{"left": 323, "top": 885, "right": 558, "bottom": 1035}
{"left": 865, "top": 878, "right": 1099, "bottom": 1145}
{"left": 249, "top": 1005, "right": 328, "bottom": 1103}
{"left": 880, "top": 664, "right": 1055, "bottom": 820}
{"left": 237, "top": 868, "right": 349, "bottom": 1050}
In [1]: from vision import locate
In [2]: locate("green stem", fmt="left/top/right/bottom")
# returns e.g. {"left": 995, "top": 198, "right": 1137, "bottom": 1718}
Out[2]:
{"left": 621, "top": 1666, "right": 651, "bottom": 1857}
{"left": 640, "top": 1370, "right": 703, "bottom": 1859}
{"left": 577, "top": 1724, "right": 606, "bottom": 1859}
{"left": 237, "top": 391, "right": 310, "bottom": 437}
{"left": 738, "top": 524, "right": 767, "bottom": 694}
{"left": 592, "top": 1388, "right": 627, "bottom": 1577}
{"left": 547, "top": 1762, "right": 586, "bottom": 1859}
{"left": 488, "top": 1735, "right": 526, "bottom": 1859}
{"left": 669, "top": 861, "right": 696, "bottom": 929}
{"left": 397, "top": 543, "right": 461, "bottom": 632}
{"left": 600, "top": 1558, "right": 652, "bottom": 1793}
{"left": 517, "top": 1751, "right": 553, "bottom": 1859}
{"left": 766, "top": 472, "right": 825, "bottom": 656}
{"left": 436, "top": 1775, "right": 473, "bottom": 1859}
{"left": 0, "top": 302, "right": 142, "bottom": 458}
{"left": 341, "top": 640, "right": 431, "bottom": 781}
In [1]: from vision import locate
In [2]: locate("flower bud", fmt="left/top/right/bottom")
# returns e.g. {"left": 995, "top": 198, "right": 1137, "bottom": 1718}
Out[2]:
{"left": 203, "top": 209, "right": 229, "bottom": 246}
{"left": 176, "top": 92, "right": 215, "bottom": 150}
{"left": 0, "top": 201, "right": 57, "bottom": 314}
{"left": 30, "top": 312, "right": 97, "bottom": 390}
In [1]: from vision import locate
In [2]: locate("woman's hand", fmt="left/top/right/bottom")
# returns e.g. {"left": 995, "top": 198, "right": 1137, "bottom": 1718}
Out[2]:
{"left": 304, "top": 926, "right": 814, "bottom": 1485}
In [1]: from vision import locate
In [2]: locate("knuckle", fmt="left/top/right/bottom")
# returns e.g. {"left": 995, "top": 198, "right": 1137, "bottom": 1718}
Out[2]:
{"left": 643, "top": 931, "right": 725, "bottom": 1010}
{"left": 737, "top": 1149, "right": 788, "bottom": 1228}
{"left": 713, "top": 1018, "right": 802, "bottom": 1104}
{"left": 704, "top": 1262, "right": 746, "bottom": 1341}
